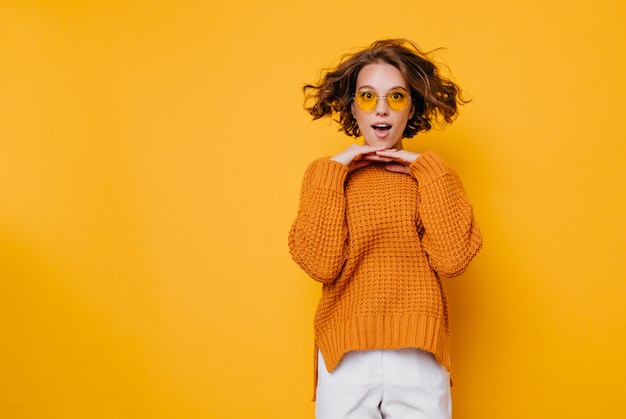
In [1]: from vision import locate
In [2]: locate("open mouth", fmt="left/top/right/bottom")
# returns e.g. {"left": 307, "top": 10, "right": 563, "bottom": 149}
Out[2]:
{"left": 372, "top": 124, "right": 392, "bottom": 132}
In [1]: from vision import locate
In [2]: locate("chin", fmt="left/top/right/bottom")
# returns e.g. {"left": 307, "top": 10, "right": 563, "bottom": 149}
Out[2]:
{"left": 370, "top": 140, "right": 401, "bottom": 150}
{"left": 365, "top": 137, "right": 395, "bottom": 148}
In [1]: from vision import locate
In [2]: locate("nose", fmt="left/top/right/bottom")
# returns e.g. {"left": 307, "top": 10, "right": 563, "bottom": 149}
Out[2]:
{"left": 375, "top": 96, "right": 390, "bottom": 116}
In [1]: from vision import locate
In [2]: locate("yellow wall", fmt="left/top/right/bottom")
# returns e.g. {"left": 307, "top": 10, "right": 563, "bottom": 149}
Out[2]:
{"left": 1, "top": 0, "right": 625, "bottom": 417}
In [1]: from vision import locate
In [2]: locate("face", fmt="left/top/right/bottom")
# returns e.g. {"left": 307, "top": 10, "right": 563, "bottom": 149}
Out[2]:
{"left": 351, "top": 62, "right": 414, "bottom": 149}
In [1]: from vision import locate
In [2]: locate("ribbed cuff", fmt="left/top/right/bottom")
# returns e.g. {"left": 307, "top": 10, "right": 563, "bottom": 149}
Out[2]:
{"left": 311, "top": 159, "right": 349, "bottom": 191}
{"left": 409, "top": 151, "right": 450, "bottom": 185}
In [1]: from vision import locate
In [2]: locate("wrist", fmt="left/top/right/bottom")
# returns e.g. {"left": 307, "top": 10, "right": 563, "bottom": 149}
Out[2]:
{"left": 330, "top": 155, "right": 350, "bottom": 166}
{"left": 405, "top": 151, "right": 420, "bottom": 163}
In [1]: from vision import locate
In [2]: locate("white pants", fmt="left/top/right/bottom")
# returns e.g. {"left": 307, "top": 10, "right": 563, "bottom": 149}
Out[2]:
{"left": 316, "top": 349, "right": 451, "bottom": 419}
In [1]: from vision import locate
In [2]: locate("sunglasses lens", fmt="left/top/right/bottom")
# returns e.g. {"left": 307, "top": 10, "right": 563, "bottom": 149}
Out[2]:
{"left": 355, "top": 90, "right": 410, "bottom": 112}
{"left": 355, "top": 91, "right": 377, "bottom": 111}
{"left": 387, "top": 90, "right": 409, "bottom": 111}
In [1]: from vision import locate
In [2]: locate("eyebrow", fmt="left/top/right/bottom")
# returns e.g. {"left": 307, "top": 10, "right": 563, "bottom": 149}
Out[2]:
{"left": 356, "top": 85, "right": 409, "bottom": 92}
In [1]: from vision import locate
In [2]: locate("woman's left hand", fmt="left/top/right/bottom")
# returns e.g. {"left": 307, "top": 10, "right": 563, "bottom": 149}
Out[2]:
{"left": 372, "top": 149, "right": 421, "bottom": 174}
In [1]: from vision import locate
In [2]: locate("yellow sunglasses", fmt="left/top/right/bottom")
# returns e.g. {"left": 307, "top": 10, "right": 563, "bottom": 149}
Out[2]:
{"left": 353, "top": 89, "right": 411, "bottom": 112}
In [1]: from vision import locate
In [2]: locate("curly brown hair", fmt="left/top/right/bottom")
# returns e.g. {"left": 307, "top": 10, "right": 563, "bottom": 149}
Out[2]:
{"left": 303, "top": 39, "right": 469, "bottom": 138}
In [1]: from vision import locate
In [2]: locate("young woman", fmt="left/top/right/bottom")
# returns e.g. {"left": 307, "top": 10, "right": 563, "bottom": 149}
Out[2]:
{"left": 288, "top": 39, "right": 483, "bottom": 419}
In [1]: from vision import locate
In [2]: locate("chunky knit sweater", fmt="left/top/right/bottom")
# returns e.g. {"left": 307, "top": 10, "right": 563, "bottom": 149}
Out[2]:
{"left": 288, "top": 151, "right": 482, "bottom": 379}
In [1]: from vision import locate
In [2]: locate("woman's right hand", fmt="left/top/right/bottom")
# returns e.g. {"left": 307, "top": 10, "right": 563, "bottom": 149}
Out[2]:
{"left": 330, "top": 144, "right": 387, "bottom": 172}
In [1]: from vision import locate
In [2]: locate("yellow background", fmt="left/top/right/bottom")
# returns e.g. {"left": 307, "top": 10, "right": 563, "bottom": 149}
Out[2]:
{"left": 1, "top": 0, "right": 625, "bottom": 417}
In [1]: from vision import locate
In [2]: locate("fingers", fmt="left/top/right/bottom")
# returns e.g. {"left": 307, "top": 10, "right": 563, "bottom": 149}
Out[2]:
{"left": 331, "top": 146, "right": 418, "bottom": 172}
{"left": 330, "top": 145, "right": 387, "bottom": 170}
{"left": 374, "top": 150, "right": 401, "bottom": 158}
{"left": 374, "top": 149, "right": 420, "bottom": 165}
{"left": 347, "top": 146, "right": 387, "bottom": 165}
{"left": 350, "top": 159, "right": 373, "bottom": 171}
{"left": 358, "top": 146, "right": 387, "bottom": 157}
{"left": 383, "top": 162, "right": 411, "bottom": 174}
{"left": 362, "top": 154, "right": 394, "bottom": 162}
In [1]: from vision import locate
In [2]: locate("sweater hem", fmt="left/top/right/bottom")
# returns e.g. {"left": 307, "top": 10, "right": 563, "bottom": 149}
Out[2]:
{"left": 316, "top": 314, "right": 451, "bottom": 375}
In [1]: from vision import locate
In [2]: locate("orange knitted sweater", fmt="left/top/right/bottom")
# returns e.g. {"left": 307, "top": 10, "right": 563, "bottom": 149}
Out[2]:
{"left": 288, "top": 151, "right": 482, "bottom": 379}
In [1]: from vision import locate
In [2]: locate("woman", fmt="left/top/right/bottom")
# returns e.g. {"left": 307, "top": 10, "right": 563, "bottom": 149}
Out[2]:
{"left": 289, "top": 39, "right": 483, "bottom": 419}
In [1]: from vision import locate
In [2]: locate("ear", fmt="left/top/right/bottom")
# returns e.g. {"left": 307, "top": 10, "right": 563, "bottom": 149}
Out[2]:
{"left": 409, "top": 103, "right": 415, "bottom": 119}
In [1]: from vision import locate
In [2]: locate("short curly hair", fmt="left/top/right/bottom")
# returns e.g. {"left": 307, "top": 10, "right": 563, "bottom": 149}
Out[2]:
{"left": 303, "top": 39, "right": 469, "bottom": 138}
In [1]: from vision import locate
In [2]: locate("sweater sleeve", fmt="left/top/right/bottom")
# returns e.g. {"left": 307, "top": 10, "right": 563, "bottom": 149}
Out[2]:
{"left": 410, "top": 151, "right": 483, "bottom": 278}
{"left": 288, "top": 158, "right": 349, "bottom": 283}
